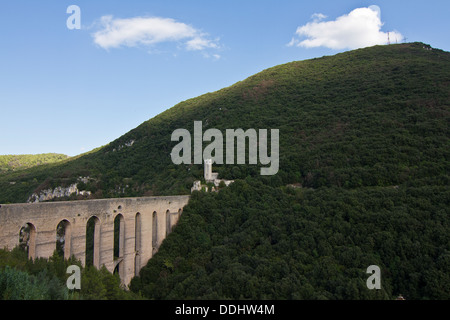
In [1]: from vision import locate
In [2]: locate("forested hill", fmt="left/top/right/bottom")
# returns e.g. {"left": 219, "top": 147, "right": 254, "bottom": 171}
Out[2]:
{"left": 0, "top": 154, "right": 68, "bottom": 174}
{"left": 0, "top": 42, "right": 448, "bottom": 204}
{"left": 127, "top": 44, "right": 449, "bottom": 300}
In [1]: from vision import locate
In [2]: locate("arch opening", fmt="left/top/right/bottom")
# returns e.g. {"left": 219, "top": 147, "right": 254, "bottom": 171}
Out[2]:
{"left": 56, "top": 219, "right": 71, "bottom": 259}
{"left": 113, "top": 260, "right": 123, "bottom": 277}
{"left": 114, "top": 214, "right": 125, "bottom": 260}
{"left": 135, "top": 213, "right": 141, "bottom": 276}
{"left": 113, "top": 213, "right": 124, "bottom": 280}
{"left": 86, "top": 216, "right": 100, "bottom": 267}
{"left": 135, "top": 213, "right": 141, "bottom": 253}
{"left": 113, "top": 213, "right": 125, "bottom": 282}
{"left": 19, "top": 223, "right": 36, "bottom": 260}
{"left": 166, "top": 210, "right": 171, "bottom": 237}
{"left": 152, "top": 211, "right": 158, "bottom": 253}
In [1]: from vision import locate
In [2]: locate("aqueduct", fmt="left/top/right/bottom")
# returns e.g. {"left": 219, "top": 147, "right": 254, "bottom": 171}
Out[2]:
{"left": 0, "top": 195, "right": 190, "bottom": 286}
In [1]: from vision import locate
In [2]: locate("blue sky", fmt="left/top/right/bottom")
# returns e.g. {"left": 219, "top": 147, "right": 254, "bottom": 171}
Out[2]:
{"left": 1, "top": 0, "right": 449, "bottom": 157}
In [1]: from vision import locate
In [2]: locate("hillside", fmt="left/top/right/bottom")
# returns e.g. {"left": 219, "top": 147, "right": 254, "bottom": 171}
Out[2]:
{"left": 0, "top": 42, "right": 449, "bottom": 299}
{"left": 0, "top": 42, "right": 448, "bottom": 204}
{"left": 130, "top": 180, "right": 449, "bottom": 299}
{"left": 0, "top": 154, "right": 68, "bottom": 174}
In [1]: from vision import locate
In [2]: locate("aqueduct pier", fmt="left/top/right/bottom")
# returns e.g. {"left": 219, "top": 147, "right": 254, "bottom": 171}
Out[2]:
{"left": 0, "top": 195, "right": 190, "bottom": 286}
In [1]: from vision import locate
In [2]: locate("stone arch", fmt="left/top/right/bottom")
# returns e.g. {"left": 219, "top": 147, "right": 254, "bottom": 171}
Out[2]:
{"left": 135, "top": 212, "right": 141, "bottom": 276}
{"left": 56, "top": 219, "right": 72, "bottom": 260}
{"left": 19, "top": 222, "right": 36, "bottom": 260}
{"left": 86, "top": 216, "right": 100, "bottom": 268}
{"left": 152, "top": 211, "right": 158, "bottom": 253}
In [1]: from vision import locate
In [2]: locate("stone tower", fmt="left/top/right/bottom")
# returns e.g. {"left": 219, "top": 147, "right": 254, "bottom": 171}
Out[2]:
{"left": 204, "top": 159, "right": 213, "bottom": 181}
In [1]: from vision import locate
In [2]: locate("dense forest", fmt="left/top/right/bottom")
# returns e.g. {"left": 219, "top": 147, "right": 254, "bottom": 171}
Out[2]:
{"left": 0, "top": 247, "right": 138, "bottom": 300}
{"left": 129, "top": 178, "right": 449, "bottom": 299}
{"left": 0, "top": 43, "right": 449, "bottom": 299}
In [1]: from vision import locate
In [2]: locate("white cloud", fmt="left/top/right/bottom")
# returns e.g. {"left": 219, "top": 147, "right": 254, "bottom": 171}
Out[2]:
{"left": 311, "top": 13, "right": 327, "bottom": 22}
{"left": 92, "top": 15, "right": 220, "bottom": 54}
{"left": 288, "top": 6, "right": 403, "bottom": 50}
{"left": 186, "top": 36, "right": 219, "bottom": 51}
{"left": 201, "top": 52, "right": 221, "bottom": 60}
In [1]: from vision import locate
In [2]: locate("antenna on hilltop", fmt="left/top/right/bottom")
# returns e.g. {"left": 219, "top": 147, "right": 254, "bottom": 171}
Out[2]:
{"left": 387, "top": 32, "right": 391, "bottom": 45}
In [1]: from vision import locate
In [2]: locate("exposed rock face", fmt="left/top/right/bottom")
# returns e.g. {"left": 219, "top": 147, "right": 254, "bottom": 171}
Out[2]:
{"left": 27, "top": 177, "right": 92, "bottom": 203}
{"left": 113, "top": 140, "right": 135, "bottom": 152}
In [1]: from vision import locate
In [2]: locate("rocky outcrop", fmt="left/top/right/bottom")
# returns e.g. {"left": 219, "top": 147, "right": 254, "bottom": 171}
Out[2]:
{"left": 112, "top": 140, "right": 135, "bottom": 152}
{"left": 27, "top": 177, "right": 92, "bottom": 203}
